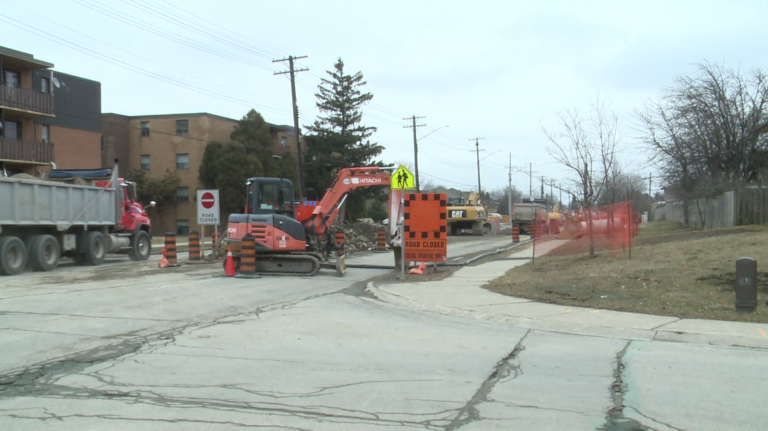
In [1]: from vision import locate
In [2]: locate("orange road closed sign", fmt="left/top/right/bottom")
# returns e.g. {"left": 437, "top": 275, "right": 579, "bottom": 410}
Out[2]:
{"left": 404, "top": 193, "right": 447, "bottom": 262}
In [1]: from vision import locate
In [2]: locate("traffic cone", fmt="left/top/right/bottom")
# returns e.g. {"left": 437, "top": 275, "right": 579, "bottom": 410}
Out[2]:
{"left": 224, "top": 248, "right": 236, "bottom": 277}
{"left": 409, "top": 262, "right": 427, "bottom": 275}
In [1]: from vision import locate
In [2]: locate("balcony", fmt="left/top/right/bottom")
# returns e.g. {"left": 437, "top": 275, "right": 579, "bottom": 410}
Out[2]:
{"left": 0, "top": 84, "right": 54, "bottom": 117}
{"left": 0, "top": 137, "right": 54, "bottom": 164}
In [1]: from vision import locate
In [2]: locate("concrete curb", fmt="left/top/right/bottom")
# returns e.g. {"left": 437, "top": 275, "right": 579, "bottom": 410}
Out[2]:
{"left": 365, "top": 282, "right": 768, "bottom": 350}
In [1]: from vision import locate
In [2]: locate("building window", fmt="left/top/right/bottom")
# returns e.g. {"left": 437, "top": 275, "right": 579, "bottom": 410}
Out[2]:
{"left": 3, "top": 121, "right": 20, "bottom": 139}
{"left": 176, "top": 120, "right": 189, "bottom": 136}
{"left": 4, "top": 70, "right": 19, "bottom": 88}
{"left": 176, "top": 220, "right": 189, "bottom": 236}
{"left": 140, "top": 121, "right": 150, "bottom": 137}
{"left": 141, "top": 154, "right": 150, "bottom": 170}
{"left": 40, "top": 77, "right": 49, "bottom": 94}
{"left": 176, "top": 187, "right": 189, "bottom": 203}
{"left": 176, "top": 153, "right": 189, "bottom": 169}
{"left": 281, "top": 136, "right": 287, "bottom": 147}
{"left": 41, "top": 125, "right": 49, "bottom": 143}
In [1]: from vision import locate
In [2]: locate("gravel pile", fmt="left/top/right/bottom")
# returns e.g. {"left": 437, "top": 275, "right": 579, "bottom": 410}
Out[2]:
{"left": 339, "top": 219, "right": 385, "bottom": 254}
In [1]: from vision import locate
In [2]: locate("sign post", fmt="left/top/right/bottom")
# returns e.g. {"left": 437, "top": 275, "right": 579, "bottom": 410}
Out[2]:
{"left": 391, "top": 165, "right": 416, "bottom": 280}
{"left": 197, "top": 190, "right": 220, "bottom": 225}
{"left": 198, "top": 190, "right": 221, "bottom": 262}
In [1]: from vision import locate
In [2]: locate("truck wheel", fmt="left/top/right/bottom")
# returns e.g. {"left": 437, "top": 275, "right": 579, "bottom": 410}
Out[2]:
{"left": 0, "top": 237, "right": 28, "bottom": 276}
{"left": 29, "top": 235, "right": 60, "bottom": 272}
{"left": 73, "top": 253, "right": 87, "bottom": 265}
{"left": 129, "top": 231, "right": 151, "bottom": 261}
{"left": 84, "top": 231, "right": 106, "bottom": 266}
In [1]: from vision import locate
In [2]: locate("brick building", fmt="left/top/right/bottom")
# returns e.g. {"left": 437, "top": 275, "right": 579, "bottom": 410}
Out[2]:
{"left": 0, "top": 46, "right": 101, "bottom": 175}
{"left": 102, "top": 112, "right": 307, "bottom": 235}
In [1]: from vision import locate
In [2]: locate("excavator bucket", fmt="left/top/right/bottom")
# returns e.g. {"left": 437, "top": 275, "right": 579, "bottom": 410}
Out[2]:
{"left": 335, "top": 255, "right": 347, "bottom": 277}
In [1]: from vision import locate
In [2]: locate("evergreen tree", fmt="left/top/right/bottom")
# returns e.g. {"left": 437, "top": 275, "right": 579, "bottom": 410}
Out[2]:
{"left": 199, "top": 141, "right": 263, "bottom": 218}
{"left": 304, "top": 58, "right": 384, "bottom": 219}
{"left": 231, "top": 109, "right": 276, "bottom": 177}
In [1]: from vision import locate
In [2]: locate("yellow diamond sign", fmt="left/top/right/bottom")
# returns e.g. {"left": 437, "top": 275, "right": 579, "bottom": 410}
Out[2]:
{"left": 391, "top": 165, "right": 415, "bottom": 190}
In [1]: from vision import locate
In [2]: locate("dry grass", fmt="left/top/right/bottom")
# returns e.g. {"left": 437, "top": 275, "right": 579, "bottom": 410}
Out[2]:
{"left": 487, "top": 221, "right": 768, "bottom": 323}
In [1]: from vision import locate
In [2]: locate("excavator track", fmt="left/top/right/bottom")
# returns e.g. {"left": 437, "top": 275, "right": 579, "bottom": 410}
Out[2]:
{"left": 253, "top": 253, "right": 321, "bottom": 276}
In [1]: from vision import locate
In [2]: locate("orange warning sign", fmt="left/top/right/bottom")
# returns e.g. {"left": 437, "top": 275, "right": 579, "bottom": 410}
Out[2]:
{"left": 404, "top": 193, "right": 448, "bottom": 262}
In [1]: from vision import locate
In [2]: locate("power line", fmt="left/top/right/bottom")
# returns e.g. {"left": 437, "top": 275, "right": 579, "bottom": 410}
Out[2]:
{"left": 70, "top": 0, "right": 278, "bottom": 72}
{"left": 0, "top": 1, "right": 286, "bottom": 110}
{"left": 0, "top": 13, "right": 287, "bottom": 114}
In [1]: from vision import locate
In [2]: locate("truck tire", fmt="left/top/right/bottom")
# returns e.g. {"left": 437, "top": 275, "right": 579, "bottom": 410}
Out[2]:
{"left": 29, "top": 235, "right": 60, "bottom": 272}
{"left": 84, "top": 231, "right": 106, "bottom": 266}
{"left": 0, "top": 237, "right": 28, "bottom": 276}
{"left": 129, "top": 231, "right": 151, "bottom": 261}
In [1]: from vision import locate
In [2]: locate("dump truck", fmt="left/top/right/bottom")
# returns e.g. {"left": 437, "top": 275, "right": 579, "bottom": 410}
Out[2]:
{"left": 447, "top": 192, "right": 491, "bottom": 236}
{"left": 0, "top": 164, "right": 153, "bottom": 276}
{"left": 512, "top": 199, "right": 548, "bottom": 235}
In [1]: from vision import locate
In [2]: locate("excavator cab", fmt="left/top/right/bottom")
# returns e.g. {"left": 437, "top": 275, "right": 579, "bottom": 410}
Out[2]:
{"left": 245, "top": 178, "right": 296, "bottom": 218}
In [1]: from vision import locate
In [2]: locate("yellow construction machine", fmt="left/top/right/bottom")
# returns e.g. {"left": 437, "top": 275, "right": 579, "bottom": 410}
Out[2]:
{"left": 447, "top": 192, "right": 491, "bottom": 236}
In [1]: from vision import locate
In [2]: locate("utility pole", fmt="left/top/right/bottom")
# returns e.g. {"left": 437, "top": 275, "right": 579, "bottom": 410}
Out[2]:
{"left": 273, "top": 55, "right": 308, "bottom": 200}
{"left": 550, "top": 179, "right": 554, "bottom": 206}
{"left": 540, "top": 177, "right": 544, "bottom": 199}
{"left": 649, "top": 173, "right": 652, "bottom": 204}
{"left": 529, "top": 162, "right": 533, "bottom": 199}
{"left": 508, "top": 153, "right": 513, "bottom": 223}
{"left": 404, "top": 115, "right": 426, "bottom": 192}
{"left": 468, "top": 138, "right": 486, "bottom": 195}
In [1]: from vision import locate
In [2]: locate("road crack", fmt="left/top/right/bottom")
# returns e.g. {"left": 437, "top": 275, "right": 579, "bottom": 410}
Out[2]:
{"left": 444, "top": 329, "right": 530, "bottom": 430}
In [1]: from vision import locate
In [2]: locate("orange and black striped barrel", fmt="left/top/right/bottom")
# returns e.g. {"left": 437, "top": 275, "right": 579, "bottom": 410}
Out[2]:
{"left": 188, "top": 230, "right": 201, "bottom": 261}
{"left": 533, "top": 223, "right": 541, "bottom": 239}
{"left": 512, "top": 224, "right": 520, "bottom": 243}
{"left": 235, "top": 234, "right": 259, "bottom": 278}
{"left": 549, "top": 219, "right": 560, "bottom": 235}
{"left": 165, "top": 232, "right": 180, "bottom": 267}
{"left": 375, "top": 228, "right": 387, "bottom": 252}
{"left": 335, "top": 231, "right": 346, "bottom": 256}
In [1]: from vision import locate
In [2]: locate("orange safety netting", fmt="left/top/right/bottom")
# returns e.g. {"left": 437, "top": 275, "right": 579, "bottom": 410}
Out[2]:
{"left": 531, "top": 201, "right": 640, "bottom": 258}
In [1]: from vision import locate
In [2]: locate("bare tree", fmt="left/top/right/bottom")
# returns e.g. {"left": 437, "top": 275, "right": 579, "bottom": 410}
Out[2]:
{"left": 543, "top": 99, "right": 621, "bottom": 256}
{"left": 637, "top": 63, "right": 768, "bottom": 226}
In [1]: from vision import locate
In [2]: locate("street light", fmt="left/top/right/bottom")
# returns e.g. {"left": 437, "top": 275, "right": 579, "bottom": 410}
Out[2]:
{"left": 413, "top": 125, "right": 449, "bottom": 192}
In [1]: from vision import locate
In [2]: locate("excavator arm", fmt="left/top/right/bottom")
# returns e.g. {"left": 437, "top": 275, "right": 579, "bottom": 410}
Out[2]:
{"left": 304, "top": 167, "right": 392, "bottom": 235}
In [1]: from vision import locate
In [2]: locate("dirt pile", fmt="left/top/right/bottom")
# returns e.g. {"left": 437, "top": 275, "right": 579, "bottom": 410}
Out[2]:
{"left": 340, "top": 219, "right": 385, "bottom": 253}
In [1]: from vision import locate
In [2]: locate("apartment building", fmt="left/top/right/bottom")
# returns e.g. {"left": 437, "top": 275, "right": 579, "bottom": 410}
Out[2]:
{"left": 0, "top": 46, "right": 101, "bottom": 175}
{"left": 102, "top": 112, "right": 307, "bottom": 235}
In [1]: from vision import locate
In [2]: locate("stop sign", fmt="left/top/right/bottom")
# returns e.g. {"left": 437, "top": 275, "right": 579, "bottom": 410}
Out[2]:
{"left": 201, "top": 192, "right": 215, "bottom": 209}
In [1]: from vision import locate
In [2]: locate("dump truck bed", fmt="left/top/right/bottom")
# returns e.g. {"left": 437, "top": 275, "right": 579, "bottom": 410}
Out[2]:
{"left": 0, "top": 175, "right": 119, "bottom": 228}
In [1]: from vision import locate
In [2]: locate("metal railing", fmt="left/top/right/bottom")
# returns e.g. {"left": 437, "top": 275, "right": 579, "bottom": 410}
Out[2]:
{"left": 0, "top": 84, "right": 54, "bottom": 116}
{"left": 0, "top": 137, "right": 54, "bottom": 163}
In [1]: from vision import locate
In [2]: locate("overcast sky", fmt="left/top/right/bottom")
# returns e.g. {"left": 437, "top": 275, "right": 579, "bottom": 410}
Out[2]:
{"left": 2, "top": 0, "right": 766, "bottom": 197}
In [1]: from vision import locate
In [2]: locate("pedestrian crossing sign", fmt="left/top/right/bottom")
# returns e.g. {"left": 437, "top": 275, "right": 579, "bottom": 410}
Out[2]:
{"left": 391, "top": 165, "right": 415, "bottom": 190}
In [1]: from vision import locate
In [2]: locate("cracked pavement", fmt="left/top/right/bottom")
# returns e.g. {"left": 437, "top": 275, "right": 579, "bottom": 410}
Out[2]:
{"left": 0, "top": 252, "right": 767, "bottom": 430}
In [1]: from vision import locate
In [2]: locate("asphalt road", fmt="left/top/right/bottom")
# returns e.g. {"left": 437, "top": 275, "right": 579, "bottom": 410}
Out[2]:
{"left": 0, "top": 236, "right": 765, "bottom": 430}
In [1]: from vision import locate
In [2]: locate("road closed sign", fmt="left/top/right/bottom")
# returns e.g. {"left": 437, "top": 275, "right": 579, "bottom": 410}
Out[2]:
{"left": 403, "top": 193, "right": 448, "bottom": 262}
{"left": 197, "top": 189, "right": 220, "bottom": 225}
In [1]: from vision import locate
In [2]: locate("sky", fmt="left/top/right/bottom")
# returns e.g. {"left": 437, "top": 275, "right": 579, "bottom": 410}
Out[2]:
{"left": 2, "top": 0, "right": 767, "bottom": 198}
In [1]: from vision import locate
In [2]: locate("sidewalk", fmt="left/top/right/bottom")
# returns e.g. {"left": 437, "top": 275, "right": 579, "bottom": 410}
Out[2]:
{"left": 367, "top": 239, "right": 768, "bottom": 350}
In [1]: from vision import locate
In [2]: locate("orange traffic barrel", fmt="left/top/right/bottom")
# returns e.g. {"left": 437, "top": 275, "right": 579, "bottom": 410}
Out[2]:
{"left": 164, "top": 232, "right": 181, "bottom": 267}
{"left": 512, "top": 224, "right": 520, "bottom": 243}
{"left": 375, "top": 228, "right": 387, "bottom": 252}
{"left": 335, "top": 231, "right": 346, "bottom": 257}
{"left": 549, "top": 219, "right": 560, "bottom": 235}
{"left": 235, "top": 234, "right": 260, "bottom": 278}
{"left": 188, "top": 230, "right": 201, "bottom": 261}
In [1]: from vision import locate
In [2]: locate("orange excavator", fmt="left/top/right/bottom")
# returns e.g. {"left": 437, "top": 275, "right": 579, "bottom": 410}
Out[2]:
{"left": 221, "top": 166, "right": 392, "bottom": 276}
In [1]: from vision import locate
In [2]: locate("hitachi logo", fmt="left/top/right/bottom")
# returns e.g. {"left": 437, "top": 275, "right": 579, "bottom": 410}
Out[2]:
{"left": 355, "top": 178, "right": 382, "bottom": 184}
